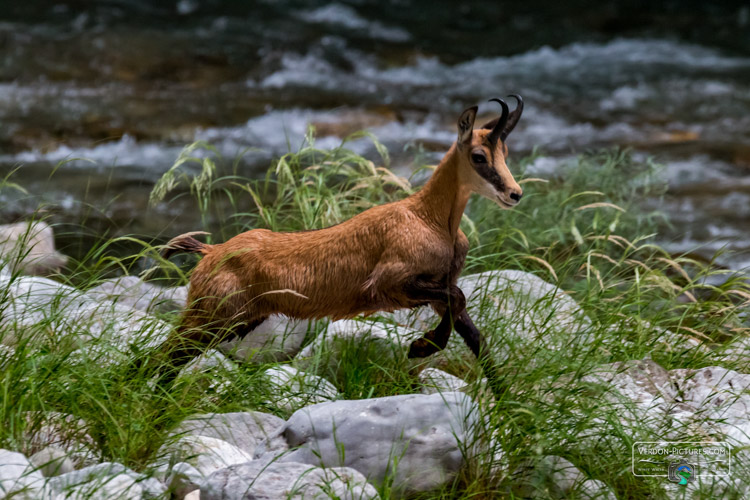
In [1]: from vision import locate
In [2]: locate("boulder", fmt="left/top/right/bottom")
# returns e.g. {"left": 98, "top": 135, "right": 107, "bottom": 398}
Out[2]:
{"left": 166, "top": 461, "right": 202, "bottom": 499}
{"left": 557, "top": 358, "right": 750, "bottom": 494}
{"left": 85, "top": 276, "right": 187, "bottom": 314}
{"left": 418, "top": 368, "right": 469, "bottom": 394}
{"left": 0, "top": 344, "right": 14, "bottom": 368}
{"left": 669, "top": 366, "right": 750, "bottom": 446}
{"left": 716, "top": 334, "right": 750, "bottom": 372}
{"left": 155, "top": 435, "right": 253, "bottom": 483}
{"left": 579, "top": 480, "right": 617, "bottom": 499}
{"left": 508, "top": 456, "right": 616, "bottom": 499}
{"left": 0, "top": 221, "right": 68, "bottom": 275}
{"left": 47, "top": 462, "right": 166, "bottom": 499}
{"left": 578, "top": 362, "right": 750, "bottom": 445}
{"left": 581, "top": 359, "right": 675, "bottom": 412}
{"left": 21, "top": 411, "right": 99, "bottom": 467}
{"left": 57, "top": 473, "right": 143, "bottom": 499}
{"left": 0, "top": 275, "right": 171, "bottom": 354}
{"left": 264, "top": 366, "right": 339, "bottom": 412}
{"left": 276, "top": 392, "right": 479, "bottom": 497}
{"left": 176, "top": 350, "right": 237, "bottom": 394}
{"left": 219, "top": 315, "right": 310, "bottom": 363}
{"left": 201, "top": 460, "right": 378, "bottom": 500}
{"left": 0, "top": 449, "right": 46, "bottom": 499}
{"left": 29, "top": 446, "right": 75, "bottom": 477}
{"left": 295, "top": 319, "right": 420, "bottom": 375}
{"left": 171, "top": 411, "right": 286, "bottom": 456}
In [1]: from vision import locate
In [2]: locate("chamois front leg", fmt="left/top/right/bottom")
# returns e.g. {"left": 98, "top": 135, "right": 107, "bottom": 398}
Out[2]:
{"left": 404, "top": 279, "right": 465, "bottom": 358}
{"left": 400, "top": 276, "right": 504, "bottom": 397}
{"left": 453, "top": 310, "right": 505, "bottom": 397}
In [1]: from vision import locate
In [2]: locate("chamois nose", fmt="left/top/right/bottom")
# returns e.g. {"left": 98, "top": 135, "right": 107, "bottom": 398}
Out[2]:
{"left": 509, "top": 190, "right": 523, "bottom": 203}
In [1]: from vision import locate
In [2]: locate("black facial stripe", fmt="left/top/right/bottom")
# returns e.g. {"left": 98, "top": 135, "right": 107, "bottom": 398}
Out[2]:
{"left": 473, "top": 161, "right": 505, "bottom": 192}
{"left": 484, "top": 137, "right": 502, "bottom": 166}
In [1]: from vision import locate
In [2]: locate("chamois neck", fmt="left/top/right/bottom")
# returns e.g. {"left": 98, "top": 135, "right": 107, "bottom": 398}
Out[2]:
{"left": 411, "top": 144, "right": 472, "bottom": 239}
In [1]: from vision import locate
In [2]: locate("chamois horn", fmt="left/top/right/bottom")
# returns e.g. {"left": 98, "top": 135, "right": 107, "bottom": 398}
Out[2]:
{"left": 501, "top": 94, "right": 524, "bottom": 142}
{"left": 486, "top": 98, "right": 509, "bottom": 145}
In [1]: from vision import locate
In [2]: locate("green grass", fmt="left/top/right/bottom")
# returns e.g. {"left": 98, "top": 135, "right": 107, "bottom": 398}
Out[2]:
{"left": 1, "top": 130, "right": 749, "bottom": 498}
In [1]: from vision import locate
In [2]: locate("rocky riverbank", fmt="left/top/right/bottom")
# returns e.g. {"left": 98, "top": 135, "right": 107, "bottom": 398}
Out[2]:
{"left": 1, "top": 220, "right": 749, "bottom": 498}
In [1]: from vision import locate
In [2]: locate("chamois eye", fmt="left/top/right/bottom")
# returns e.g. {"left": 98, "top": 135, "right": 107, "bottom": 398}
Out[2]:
{"left": 471, "top": 153, "right": 487, "bottom": 164}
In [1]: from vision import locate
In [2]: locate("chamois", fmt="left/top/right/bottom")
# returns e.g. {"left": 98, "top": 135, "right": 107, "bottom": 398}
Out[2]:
{"left": 154, "top": 96, "right": 525, "bottom": 396}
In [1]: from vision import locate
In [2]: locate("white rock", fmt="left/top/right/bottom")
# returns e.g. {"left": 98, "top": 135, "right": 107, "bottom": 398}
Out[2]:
{"left": 29, "top": 446, "right": 75, "bottom": 477}
{"left": 54, "top": 473, "right": 142, "bottom": 499}
{"left": 0, "top": 449, "right": 46, "bottom": 499}
{"left": 583, "top": 359, "right": 675, "bottom": 408}
{"left": 155, "top": 436, "right": 253, "bottom": 481}
{"left": 171, "top": 411, "right": 286, "bottom": 455}
{"left": 184, "top": 490, "right": 201, "bottom": 500}
{"left": 395, "top": 270, "right": 587, "bottom": 329}
{"left": 510, "top": 456, "right": 616, "bottom": 499}
{"left": 717, "top": 334, "right": 750, "bottom": 371}
{"left": 176, "top": 350, "right": 237, "bottom": 393}
{"left": 579, "top": 479, "right": 617, "bottom": 499}
{"left": 295, "top": 319, "right": 421, "bottom": 376}
{"left": 419, "top": 368, "right": 469, "bottom": 394}
{"left": 47, "top": 462, "right": 165, "bottom": 499}
{"left": 0, "top": 275, "right": 171, "bottom": 354}
{"left": 201, "top": 460, "right": 379, "bottom": 500}
{"left": 576, "top": 359, "right": 676, "bottom": 435}
{"left": 568, "top": 361, "right": 750, "bottom": 452}
{"left": 85, "top": 276, "right": 188, "bottom": 314}
{"left": 264, "top": 366, "right": 339, "bottom": 412}
{"left": 545, "top": 456, "right": 585, "bottom": 494}
{"left": 219, "top": 315, "right": 310, "bottom": 363}
{"left": 0, "top": 344, "right": 14, "bottom": 368}
{"left": 670, "top": 366, "right": 750, "bottom": 414}
{"left": 277, "top": 392, "right": 479, "bottom": 497}
{"left": 21, "top": 411, "right": 99, "bottom": 467}
{"left": 0, "top": 221, "right": 68, "bottom": 275}
{"left": 297, "top": 320, "right": 418, "bottom": 359}
{"left": 166, "top": 462, "right": 202, "bottom": 499}
{"left": 669, "top": 366, "right": 750, "bottom": 446}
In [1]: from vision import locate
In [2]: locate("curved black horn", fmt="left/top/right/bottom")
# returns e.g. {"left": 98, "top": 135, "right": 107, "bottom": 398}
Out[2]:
{"left": 500, "top": 94, "right": 524, "bottom": 142}
{"left": 487, "top": 98, "right": 509, "bottom": 145}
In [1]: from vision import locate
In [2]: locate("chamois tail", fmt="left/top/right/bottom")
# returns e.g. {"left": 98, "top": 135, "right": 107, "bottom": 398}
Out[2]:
{"left": 162, "top": 231, "right": 213, "bottom": 260}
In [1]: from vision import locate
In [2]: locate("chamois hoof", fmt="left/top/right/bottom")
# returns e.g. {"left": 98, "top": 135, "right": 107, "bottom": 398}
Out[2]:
{"left": 407, "top": 333, "right": 441, "bottom": 358}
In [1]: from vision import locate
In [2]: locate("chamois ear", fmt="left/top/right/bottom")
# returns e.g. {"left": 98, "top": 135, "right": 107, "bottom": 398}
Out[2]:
{"left": 457, "top": 106, "right": 478, "bottom": 146}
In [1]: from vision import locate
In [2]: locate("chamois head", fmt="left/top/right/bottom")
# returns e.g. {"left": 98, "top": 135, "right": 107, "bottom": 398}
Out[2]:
{"left": 456, "top": 95, "right": 524, "bottom": 209}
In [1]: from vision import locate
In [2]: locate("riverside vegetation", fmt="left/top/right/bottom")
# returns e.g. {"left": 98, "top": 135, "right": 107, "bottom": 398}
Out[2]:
{"left": 1, "top": 130, "right": 749, "bottom": 499}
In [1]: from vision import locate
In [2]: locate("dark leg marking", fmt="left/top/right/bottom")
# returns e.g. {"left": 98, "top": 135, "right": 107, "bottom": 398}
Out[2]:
{"left": 153, "top": 316, "right": 266, "bottom": 389}
{"left": 454, "top": 310, "right": 505, "bottom": 398}
{"left": 407, "top": 310, "right": 453, "bottom": 358}
{"left": 404, "top": 280, "right": 465, "bottom": 359}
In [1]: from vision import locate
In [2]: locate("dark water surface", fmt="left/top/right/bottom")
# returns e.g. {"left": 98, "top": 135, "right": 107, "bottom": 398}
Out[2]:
{"left": 1, "top": 1, "right": 749, "bottom": 270}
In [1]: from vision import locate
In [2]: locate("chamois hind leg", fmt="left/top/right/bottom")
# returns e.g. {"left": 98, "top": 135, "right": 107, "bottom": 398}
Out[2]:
{"left": 155, "top": 315, "right": 266, "bottom": 387}
{"left": 404, "top": 281, "right": 465, "bottom": 358}
{"left": 151, "top": 287, "right": 264, "bottom": 387}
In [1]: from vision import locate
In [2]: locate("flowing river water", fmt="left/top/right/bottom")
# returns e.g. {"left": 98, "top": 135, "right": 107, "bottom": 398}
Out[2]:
{"left": 1, "top": 1, "right": 749, "bottom": 271}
